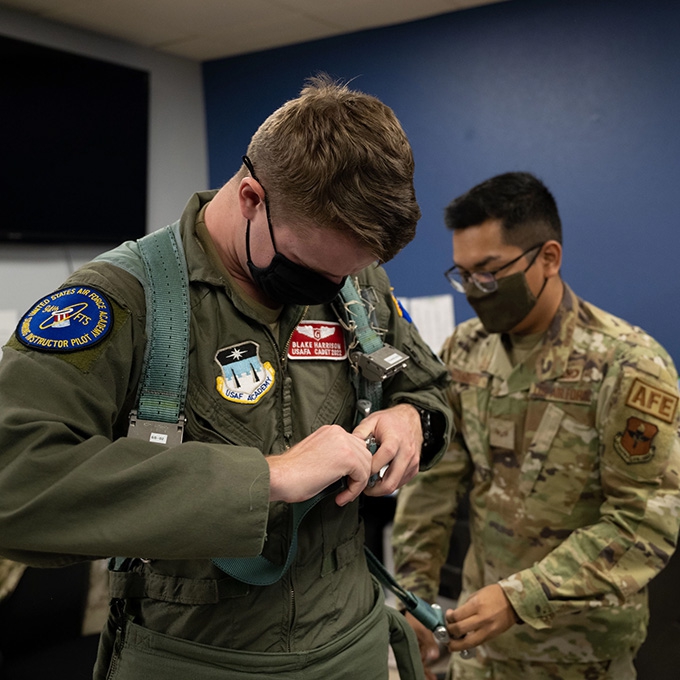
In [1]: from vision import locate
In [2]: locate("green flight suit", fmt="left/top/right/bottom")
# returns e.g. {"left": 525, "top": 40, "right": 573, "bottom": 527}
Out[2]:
{"left": 0, "top": 191, "right": 451, "bottom": 679}
{"left": 393, "top": 284, "right": 680, "bottom": 678}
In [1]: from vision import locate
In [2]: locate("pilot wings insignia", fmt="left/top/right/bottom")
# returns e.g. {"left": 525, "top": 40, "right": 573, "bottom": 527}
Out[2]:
{"left": 297, "top": 324, "right": 336, "bottom": 341}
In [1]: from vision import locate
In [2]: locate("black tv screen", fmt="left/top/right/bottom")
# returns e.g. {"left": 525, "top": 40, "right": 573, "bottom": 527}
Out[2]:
{"left": 0, "top": 34, "right": 149, "bottom": 244}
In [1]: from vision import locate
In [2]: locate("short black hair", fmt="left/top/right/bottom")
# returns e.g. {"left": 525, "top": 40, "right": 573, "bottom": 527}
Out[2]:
{"left": 444, "top": 172, "right": 562, "bottom": 248}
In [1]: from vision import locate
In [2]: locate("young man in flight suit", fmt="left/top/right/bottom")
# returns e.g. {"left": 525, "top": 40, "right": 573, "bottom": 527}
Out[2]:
{"left": 0, "top": 76, "right": 452, "bottom": 679}
{"left": 392, "top": 172, "right": 680, "bottom": 680}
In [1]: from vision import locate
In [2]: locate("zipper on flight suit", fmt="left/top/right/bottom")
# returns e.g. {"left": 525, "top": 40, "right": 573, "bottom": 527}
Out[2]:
{"left": 261, "top": 307, "right": 307, "bottom": 650}
{"left": 277, "top": 306, "right": 308, "bottom": 449}
{"left": 280, "top": 311, "right": 306, "bottom": 650}
{"left": 287, "top": 582, "right": 297, "bottom": 652}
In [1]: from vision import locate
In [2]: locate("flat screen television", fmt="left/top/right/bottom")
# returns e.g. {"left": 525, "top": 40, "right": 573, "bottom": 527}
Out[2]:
{"left": 0, "top": 34, "right": 149, "bottom": 244}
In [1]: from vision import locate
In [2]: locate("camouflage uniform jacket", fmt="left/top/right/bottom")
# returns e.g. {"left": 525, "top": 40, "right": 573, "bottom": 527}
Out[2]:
{"left": 393, "top": 284, "right": 680, "bottom": 663}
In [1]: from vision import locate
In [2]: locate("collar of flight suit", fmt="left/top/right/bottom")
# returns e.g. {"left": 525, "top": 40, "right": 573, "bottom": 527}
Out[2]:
{"left": 177, "top": 191, "right": 306, "bottom": 336}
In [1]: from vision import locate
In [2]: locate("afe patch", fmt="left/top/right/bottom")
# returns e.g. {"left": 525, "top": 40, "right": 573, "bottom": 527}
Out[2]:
{"left": 17, "top": 286, "right": 113, "bottom": 352}
{"left": 215, "top": 341, "right": 275, "bottom": 404}
{"left": 287, "top": 321, "right": 347, "bottom": 360}
{"left": 626, "top": 378, "right": 678, "bottom": 424}
{"left": 614, "top": 416, "right": 659, "bottom": 464}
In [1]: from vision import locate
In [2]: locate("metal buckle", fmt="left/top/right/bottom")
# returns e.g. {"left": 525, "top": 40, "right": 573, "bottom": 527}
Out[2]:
{"left": 127, "top": 410, "right": 185, "bottom": 446}
{"left": 350, "top": 344, "right": 409, "bottom": 382}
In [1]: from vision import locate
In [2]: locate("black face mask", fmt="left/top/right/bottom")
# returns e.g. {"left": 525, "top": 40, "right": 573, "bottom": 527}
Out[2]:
{"left": 465, "top": 270, "right": 543, "bottom": 334}
{"left": 241, "top": 156, "right": 345, "bottom": 306}
{"left": 246, "top": 220, "right": 346, "bottom": 306}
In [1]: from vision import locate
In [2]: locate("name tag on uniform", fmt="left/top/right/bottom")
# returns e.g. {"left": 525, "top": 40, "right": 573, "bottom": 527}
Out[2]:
{"left": 449, "top": 367, "right": 488, "bottom": 388}
{"left": 530, "top": 382, "right": 592, "bottom": 405}
{"left": 287, "top": 321, "right": 347, "bottom": 360}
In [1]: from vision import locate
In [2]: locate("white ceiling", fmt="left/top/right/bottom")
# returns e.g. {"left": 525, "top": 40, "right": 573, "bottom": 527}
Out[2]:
{"left": 0, "top": 0, "right": 505, "bottom": 61}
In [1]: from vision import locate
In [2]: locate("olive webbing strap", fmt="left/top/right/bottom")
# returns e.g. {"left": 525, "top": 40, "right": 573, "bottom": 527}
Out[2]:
{"left": 364, "top": 548, "right": 447, "bottom": 636}
{"left": 212, "top": 479, "right": 344, "bottom": 586}
{"left": 135, "top": 224, "right": 191, "bottom": 424}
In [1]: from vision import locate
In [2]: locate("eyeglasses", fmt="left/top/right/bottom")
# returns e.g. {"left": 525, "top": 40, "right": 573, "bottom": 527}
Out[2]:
{"left": 444, "top": 242, "right": 545, "bottom": 294}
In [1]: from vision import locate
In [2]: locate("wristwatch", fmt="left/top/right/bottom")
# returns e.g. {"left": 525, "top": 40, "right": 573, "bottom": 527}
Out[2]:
{"left": 413, "top": 405, "right": 434, "bottom": 450}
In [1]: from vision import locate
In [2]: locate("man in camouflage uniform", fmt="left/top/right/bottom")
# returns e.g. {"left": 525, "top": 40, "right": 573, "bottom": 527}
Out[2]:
{"left": 392, "top": 172, "right": 680, "bottom": 680}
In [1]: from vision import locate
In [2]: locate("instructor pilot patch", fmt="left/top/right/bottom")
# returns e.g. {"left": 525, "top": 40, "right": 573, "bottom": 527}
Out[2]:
{"left": 17, "top": 287, "right": 113, "bottom": 352}
{"left": 215, "top": 341, "right": 275, "bottom": 404}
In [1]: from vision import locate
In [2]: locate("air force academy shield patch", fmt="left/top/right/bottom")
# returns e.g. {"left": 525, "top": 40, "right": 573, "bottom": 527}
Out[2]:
{"left": 215, "top": 341, "right": 275, "bottom": 404}
{"left": 17, "top": 286, "right": 113, "bottom": 352}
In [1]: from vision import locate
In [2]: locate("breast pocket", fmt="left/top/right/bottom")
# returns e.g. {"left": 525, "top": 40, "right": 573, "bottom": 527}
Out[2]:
{"left": 520, "top": 400, "right": 599, "bottom": 517}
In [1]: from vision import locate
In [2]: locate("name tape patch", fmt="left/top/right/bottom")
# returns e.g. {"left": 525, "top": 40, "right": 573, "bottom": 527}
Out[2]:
{"left": 626, "top": 378, "right": 678, "bottom": 424}
{"left": 17, "top": 286, "right": 113, "bottom": 352}
{"left": 287, "top": 321, "right": 347, "bottom": 361}
{"left": 530, "top": 382, "right": 593, "bottom": 405}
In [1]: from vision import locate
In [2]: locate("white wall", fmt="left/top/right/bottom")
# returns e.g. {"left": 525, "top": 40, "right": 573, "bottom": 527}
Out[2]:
{"left": 0, "top": 6, "right": 208, "bottom": 335}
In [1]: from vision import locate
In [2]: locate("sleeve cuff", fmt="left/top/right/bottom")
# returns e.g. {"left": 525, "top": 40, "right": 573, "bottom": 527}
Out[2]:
{"left": 498, "top": 568, "right": 555, "bottom": 630}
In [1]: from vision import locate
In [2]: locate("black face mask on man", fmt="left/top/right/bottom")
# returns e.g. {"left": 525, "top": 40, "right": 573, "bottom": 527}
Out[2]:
{"left": 246, "top": 221, "right": 346, "bottom": 306}
{"left": 242, "top": 156, "right": 346, "bottom": 306}
{"left": 465, "top": 245, "right": 547, "bottom": 334}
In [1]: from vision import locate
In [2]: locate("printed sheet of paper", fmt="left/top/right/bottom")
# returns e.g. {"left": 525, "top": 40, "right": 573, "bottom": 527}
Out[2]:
{"left": 398, "top": 294, "right": 455, "bottom": 355}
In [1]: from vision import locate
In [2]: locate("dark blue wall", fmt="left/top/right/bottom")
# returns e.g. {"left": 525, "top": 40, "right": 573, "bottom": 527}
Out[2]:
{"left": 203, "top": 0, "right": 680, "bottom": 359}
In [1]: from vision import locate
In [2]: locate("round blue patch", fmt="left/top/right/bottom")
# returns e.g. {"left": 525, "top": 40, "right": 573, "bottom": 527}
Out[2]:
{"left": 17, "top": 286, "right": 113, "bottom": 352}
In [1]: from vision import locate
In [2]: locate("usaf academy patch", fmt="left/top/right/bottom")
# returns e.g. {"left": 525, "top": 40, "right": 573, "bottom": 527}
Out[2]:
{"left": 17, "top": 286, "right": 113, "bottom": 352}
{"left": 215, "top": 341, "right": 275, "bottom": 404}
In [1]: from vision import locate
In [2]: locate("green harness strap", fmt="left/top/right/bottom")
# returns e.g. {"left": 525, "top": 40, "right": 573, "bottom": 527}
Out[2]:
{"left": 94, "top": 223, "right": 189, "bottom": 447}
{"left": 135, "top": 225, "right": 190, "bottom": 424}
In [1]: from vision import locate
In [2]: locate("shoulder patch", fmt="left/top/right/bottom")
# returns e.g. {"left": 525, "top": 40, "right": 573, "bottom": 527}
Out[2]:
{"left": 391, "top": 292, "right": 412, "bottom": 323}
{"left": 17, "top": 287, "right": 113, "bottom": 352}
{"left": 626, "top": 378, "right": 678, "bottom": 424}
{"left": 614, "top": 417, "right": 659, "bottom": 464}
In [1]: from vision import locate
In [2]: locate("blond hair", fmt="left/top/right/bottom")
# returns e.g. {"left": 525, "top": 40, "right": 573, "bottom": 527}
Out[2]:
{"left": 245, "top": 75, "right": 420, "bottom": 262}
